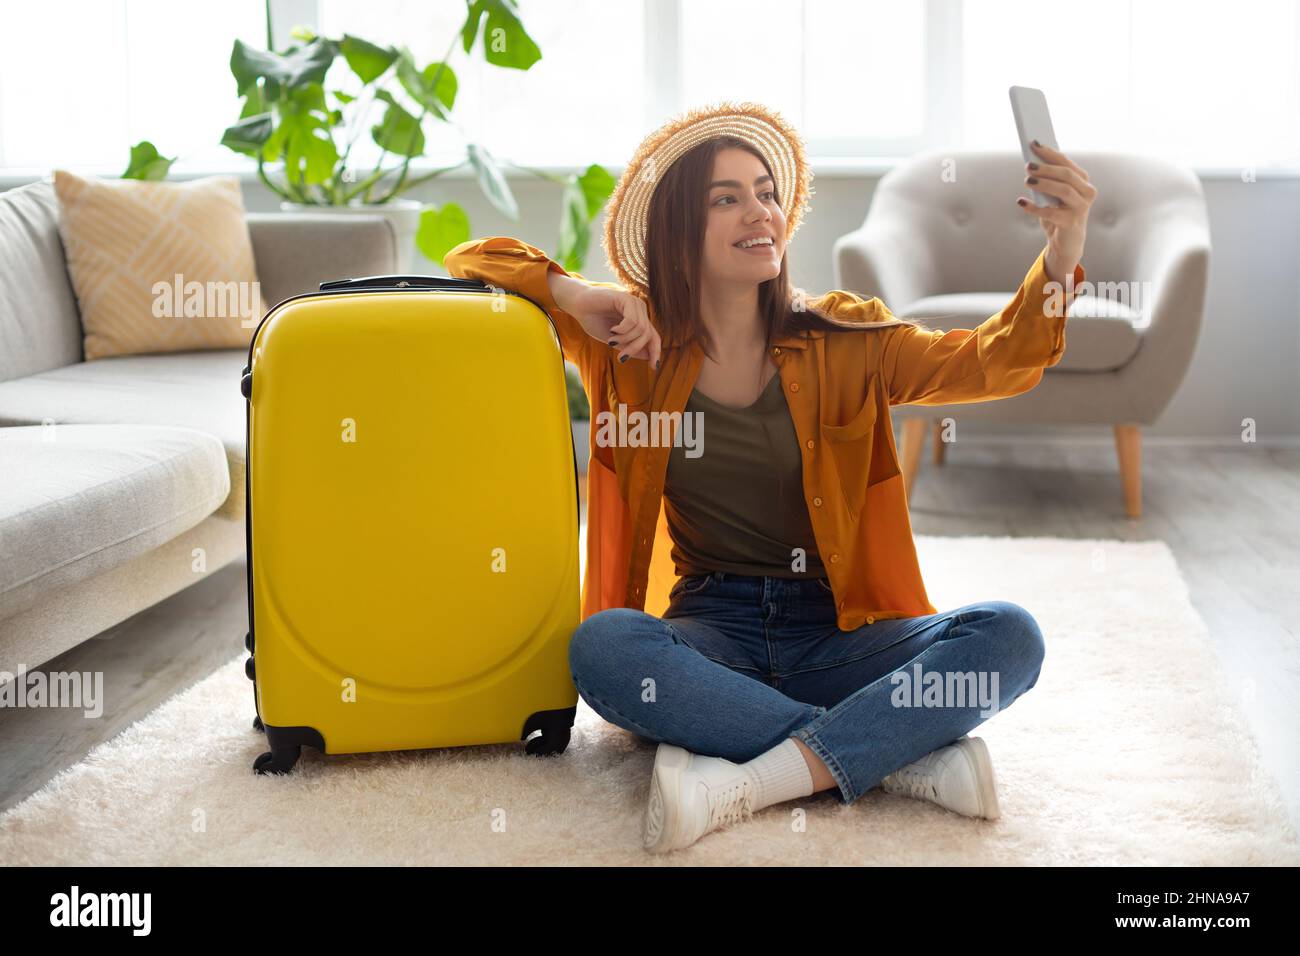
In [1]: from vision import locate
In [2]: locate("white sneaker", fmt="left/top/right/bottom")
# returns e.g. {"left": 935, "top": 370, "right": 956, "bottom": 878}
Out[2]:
{"left": 878, "top": 735, "right": 1001, "bottom": 820}
{"left": 643, "top": 743, "right": 757, "bottom": 853}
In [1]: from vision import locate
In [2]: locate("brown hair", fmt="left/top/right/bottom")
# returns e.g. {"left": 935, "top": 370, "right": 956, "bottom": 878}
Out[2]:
{"left": 642, "top": 135, "right": 928, "bottom": 360}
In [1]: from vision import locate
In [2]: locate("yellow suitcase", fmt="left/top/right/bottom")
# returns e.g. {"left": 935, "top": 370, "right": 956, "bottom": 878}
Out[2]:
{"left": 240, "top": 274, "right": 580, "bottom": 774}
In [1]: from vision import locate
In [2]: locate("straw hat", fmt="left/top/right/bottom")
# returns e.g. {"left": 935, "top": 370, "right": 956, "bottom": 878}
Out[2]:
{"left": 601, "top": 100, "right": 814, "bottom": 298}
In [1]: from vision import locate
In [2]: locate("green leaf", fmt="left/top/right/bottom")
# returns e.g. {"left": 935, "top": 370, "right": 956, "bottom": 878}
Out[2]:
{"left": 286, "top": 127, "right": 338, "bottom": 185}
{"left": 416, "top": 202, "right": 471, "bottom": 265}
{"left": 266, "top": 84, "right": 340, "bottom": 185}
{"left": 230, "top": 37, "right": 334, "bottom": 96}
{"left": 121, "top": 140, "right": 176, "bottom": 181}
{"left": 221, "top": 112, "right": 274, "bottom": 156}
{"left": 556, "top": 166, "right": 613, "bottom": 270}
{"left": 291, "top": 82, "right": 328, "bottom": 112}
{"left": 466, "top": 142, "right": 518, "bottom": 219}
{"left": 370, "top": 90, "right": 425, "bottom": 157}
{"left": 481, "top": 0, "right": 541, "bottom": 70}
{"left": 557, "top": 179, "right": 590, "bottom": 271}
{"left": 396, "top": 51, "right": 457, "bottom": 118}
{"left": 576, "top": 164, "right": 616, "bottom": 219}
{"left": 331, "top": 90, "right": 356, "bottom": 105}
{"left": 238, "top": 87, "right": 267, "bottom": 118}
{"left": 339, "top": 34, "right": 397, "bottom": 84}
{"left": 460, "top": 0, "right": 489, "bottom": 54}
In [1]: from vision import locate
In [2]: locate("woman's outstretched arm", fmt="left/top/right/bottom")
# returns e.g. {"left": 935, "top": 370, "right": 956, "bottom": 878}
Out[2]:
{"left": 881, "top": 142, "right": 1095, "bottom": 406}
{"left": 879, "top": 245, "right": 1087, "bottom": 406}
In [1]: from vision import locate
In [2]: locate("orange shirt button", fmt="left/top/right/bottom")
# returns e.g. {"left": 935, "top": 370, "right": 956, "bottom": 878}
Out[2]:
{"left": 805, "top": 439, "right": 814, "bottom": 450}
{"left": 772, "top": 347, "right": 782, "bottom": 356}
{"left": 866, "top": 615, "right": 875, "bottom": 625}
{"left": 789, "top": 382, "right": 800, "bottom": 393}
{"left": 813, "top": 496, "right": 823, "bottom": 507}
{"left": 829, "top": 554, "right": 839, "bottom": 563}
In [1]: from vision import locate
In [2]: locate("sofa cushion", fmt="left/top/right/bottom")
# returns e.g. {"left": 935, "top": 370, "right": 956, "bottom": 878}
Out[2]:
{"left": 0, "top": 181, "right": 85, "bottom": 383}
{"left": 0, "top": 350, "right": 247, "bottom": 517}
{"left": 898, "top": 291, "right": 1142, "bottom": 372}
{"left": 52, "top": 171, "right": 263, "bottom": 360}
{"left": 0, "top": 424, "right": 230, "bottom": 621}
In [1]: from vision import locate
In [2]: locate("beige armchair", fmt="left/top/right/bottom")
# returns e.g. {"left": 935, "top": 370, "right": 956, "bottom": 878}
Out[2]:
{"left": 833, "top": 150, "right": 1211, "bottom": 518}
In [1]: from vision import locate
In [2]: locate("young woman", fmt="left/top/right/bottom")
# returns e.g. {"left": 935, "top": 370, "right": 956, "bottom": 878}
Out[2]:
{"left": 445, "top": 101, "right": 1094, "bottom": 854}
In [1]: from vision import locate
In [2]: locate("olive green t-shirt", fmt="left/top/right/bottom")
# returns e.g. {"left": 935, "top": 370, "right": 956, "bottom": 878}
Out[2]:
{"left": 663, "top": 372, "right": 826, "bottom": 579}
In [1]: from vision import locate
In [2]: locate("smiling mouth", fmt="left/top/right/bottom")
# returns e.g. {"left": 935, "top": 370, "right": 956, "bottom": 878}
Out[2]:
{"left": 733, "top": 238, "right": 775, "bottom": 250}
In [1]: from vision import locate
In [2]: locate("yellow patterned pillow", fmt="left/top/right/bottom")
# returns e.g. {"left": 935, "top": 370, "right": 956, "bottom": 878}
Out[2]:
{"left": 53, "top": 171, "right": 264, "bottom": 360}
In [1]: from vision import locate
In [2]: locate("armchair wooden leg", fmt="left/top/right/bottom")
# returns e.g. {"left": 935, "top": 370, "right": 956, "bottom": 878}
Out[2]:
{"left": 932, "top": 418, "right": 947, "bottom": 466}
{"left": 900, "top": 418, "right": 927, "bottom": 500}
{"left": 1114, "top": 423, "right": 1142, "bottom": 518}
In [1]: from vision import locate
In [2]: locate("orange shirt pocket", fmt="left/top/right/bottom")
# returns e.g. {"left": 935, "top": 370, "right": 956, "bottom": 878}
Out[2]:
{"left": 819, "top": 376, "right": 900, "bottom": 519}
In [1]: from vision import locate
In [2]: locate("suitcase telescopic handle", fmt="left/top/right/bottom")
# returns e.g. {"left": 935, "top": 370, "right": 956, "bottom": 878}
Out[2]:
{"left": 318, "top": 275, "right": 489, "bottom": 292}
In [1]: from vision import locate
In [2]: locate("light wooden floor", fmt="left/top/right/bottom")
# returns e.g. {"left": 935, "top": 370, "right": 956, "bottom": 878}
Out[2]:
{"left": 3, "top": 440, "right": 1297, "bottom": 839}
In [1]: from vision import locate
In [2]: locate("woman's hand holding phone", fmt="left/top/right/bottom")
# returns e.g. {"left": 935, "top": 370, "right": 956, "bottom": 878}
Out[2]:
{"left": 1016, "top": 140, "right": 1097, "bottom": 284}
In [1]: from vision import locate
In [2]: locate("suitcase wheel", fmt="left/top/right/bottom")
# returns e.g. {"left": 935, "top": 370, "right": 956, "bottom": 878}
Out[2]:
{"left": 521, "top": 706, "right": 577, "bottom": 757}
{"left": 253, "top": 747, "right": 300, "bottom": 775}
{"left": 252, "top": 714, "right": 264, "bottom": 732}
{"left": 252, "top": 725, "right": 324, "bottom": 775}
{"left": 525, "top": 728, "right": 571, "bottom": 756}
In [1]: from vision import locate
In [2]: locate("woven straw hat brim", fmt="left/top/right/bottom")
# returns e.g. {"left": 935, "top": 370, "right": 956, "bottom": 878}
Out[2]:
{"left": 601, "top": 100, "right": 814, "bottom": 298}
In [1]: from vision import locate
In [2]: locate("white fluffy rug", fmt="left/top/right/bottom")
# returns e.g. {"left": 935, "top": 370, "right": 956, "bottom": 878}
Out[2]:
{"left": 3, "top": 535, "right": 1298, "bottom": 866}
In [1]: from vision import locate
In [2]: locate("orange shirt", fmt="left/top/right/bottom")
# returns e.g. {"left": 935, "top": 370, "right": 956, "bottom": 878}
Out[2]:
{"left": 445, "top": 237, "right": 1084, "bottom": 631}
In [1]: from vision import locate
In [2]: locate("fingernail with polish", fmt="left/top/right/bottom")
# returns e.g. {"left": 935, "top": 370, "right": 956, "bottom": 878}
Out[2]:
{"left": 619, "top": 354, "right": 629, "bottom": 363}
{"left": 1027, "top": 177, "right": 1038, "bottom": 184}
{"left": 1028, "top": 162, "right": 1038, "bottom": 170}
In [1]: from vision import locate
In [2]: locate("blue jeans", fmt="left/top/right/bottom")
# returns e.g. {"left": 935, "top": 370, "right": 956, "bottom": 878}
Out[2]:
{"left": 567, "top": 571, "right": 1045, "bottom": 804}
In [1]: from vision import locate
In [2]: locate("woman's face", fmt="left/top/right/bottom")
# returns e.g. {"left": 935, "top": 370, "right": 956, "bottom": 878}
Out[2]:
{"left": 700, "top": 146, "right": 787, "bottom": 289}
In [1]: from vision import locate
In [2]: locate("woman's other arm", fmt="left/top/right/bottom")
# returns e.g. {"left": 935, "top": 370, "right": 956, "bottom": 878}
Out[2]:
{"left": 444, "top": 237, "right": 661, "bottom": 368}
{"left": 444, "top": 236, "right": 597, "bottom": 365}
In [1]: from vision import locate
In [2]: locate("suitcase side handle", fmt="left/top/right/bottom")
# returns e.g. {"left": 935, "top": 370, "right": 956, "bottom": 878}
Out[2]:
{"left": 318, "top": 275, "right": 489, "bottom": 292}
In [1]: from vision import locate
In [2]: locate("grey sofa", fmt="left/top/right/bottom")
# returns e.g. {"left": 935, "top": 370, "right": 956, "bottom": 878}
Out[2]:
{"left": 835, "top": 150, "right": 1211, "bottom": 518}
{"left": 0, "top": 179, "right": 397, "bottom": 675}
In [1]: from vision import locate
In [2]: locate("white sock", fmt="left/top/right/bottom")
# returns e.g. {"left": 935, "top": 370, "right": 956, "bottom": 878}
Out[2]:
{"left": 740, "top": 738, "right": 815, "bottom": 811}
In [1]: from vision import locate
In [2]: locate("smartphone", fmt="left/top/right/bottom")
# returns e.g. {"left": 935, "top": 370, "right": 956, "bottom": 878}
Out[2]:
{"left": 1009, "top": 85, "right": 1062, "bottom": 208}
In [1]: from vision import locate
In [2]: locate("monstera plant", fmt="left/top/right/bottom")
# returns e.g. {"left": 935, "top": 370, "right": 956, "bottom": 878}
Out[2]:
{"left": 218, "top": 1, "right": 614, "bottom": 270}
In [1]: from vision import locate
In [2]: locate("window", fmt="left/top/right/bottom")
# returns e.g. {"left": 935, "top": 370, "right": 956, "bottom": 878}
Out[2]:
{"left": 680, "top": 0, "right": 927, "bottom": 153}
{"left": 0, "top": 0, "right": 1296, "bottom": 173}
{"left": 960, "top": 0, "right": 1300, "bottom": 167}
{"left": 0, "top": 0, "right": 267, "bottom": 172}
{"left": 319, "top": 0, "right": 648, "bottom": 168}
